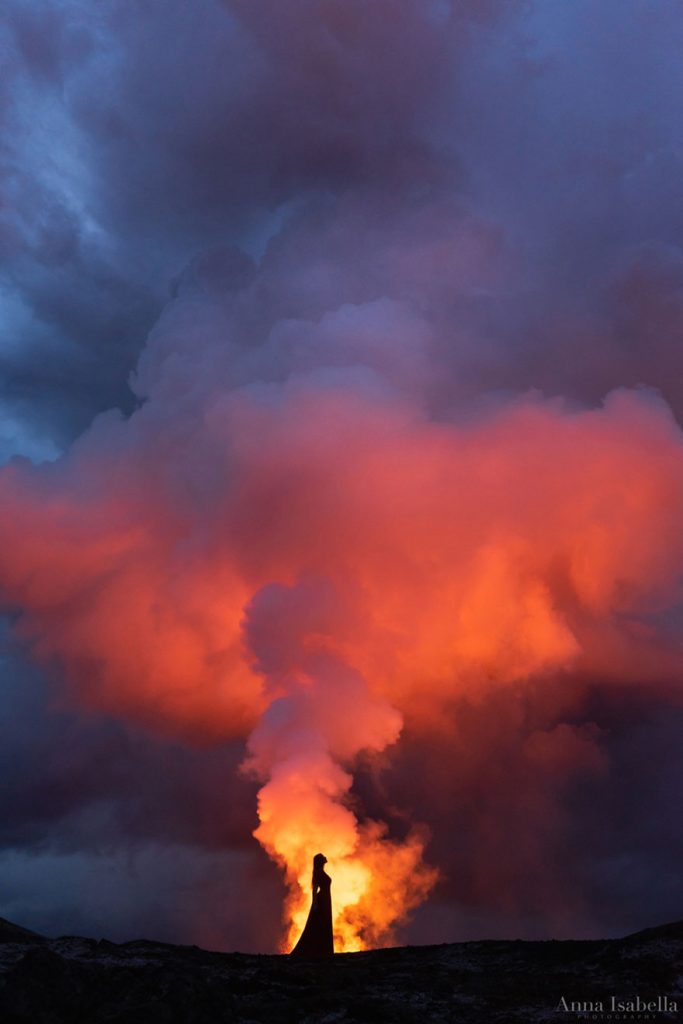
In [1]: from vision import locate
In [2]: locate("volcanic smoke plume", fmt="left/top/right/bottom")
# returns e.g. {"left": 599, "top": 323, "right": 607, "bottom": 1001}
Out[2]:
{"left": 2, "top": 218, "right": 683, "bottom": 946}
{"left": 2, "top": 0, "right": 683, "bottom": 950}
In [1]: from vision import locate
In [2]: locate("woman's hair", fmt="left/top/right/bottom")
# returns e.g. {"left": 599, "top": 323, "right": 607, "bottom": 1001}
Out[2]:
{"left": 312, "top": 852, "right": 326, "bottom": 888}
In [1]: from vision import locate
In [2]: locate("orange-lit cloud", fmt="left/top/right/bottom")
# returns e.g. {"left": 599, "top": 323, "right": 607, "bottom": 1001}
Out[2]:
{"left": 1, "top": 337, "right": 683, "bottom": 948}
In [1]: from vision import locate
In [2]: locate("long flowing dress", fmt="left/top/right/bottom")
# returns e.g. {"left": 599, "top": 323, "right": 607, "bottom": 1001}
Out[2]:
{"left": 290, "top": 869, "right": 334, "bottom": 958}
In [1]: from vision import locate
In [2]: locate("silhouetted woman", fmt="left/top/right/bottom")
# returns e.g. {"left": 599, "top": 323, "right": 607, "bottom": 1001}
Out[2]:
{"left": 290, "top": 853, "right": 334, "bottom": 958}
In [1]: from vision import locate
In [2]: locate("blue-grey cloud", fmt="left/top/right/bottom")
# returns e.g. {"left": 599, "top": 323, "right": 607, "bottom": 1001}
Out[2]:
{"left": 1, "top": 0, "right": 682, "bottom": 952}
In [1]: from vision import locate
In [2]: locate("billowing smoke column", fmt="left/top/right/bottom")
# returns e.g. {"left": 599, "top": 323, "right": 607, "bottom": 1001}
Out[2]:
{"left": 2, "top": 199, "right": 683, "bottom": 947}
{"left": 243, "top": 581, "right": 436, "bottom": 950}
{"left": 3, "top": 0, "right": 683, "bottom": 949}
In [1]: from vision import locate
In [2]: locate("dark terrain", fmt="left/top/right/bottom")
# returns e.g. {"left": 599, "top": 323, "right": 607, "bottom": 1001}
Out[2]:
{"left": 0, "top": 915, "right": 681, "bottom": 1023}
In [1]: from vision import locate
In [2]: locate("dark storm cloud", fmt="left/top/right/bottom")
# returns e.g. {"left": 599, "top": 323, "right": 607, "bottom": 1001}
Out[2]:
{"left": 447, "top": 0, "right": 683, "bottom": 412}
{"left": 0, "top": 624, "right": 283, "bottom": 949}
{"left": 0, "top": 664, "right": 256, "bottom": 854}
{"left": 368, "top": 685, "right": 683, "bottom": 944}
{"left": 1, "top": 0, "right": 683, "bottom": 952}
{"left": 2, "top": 0, "right": 683, "bottom": 450}
{"left": 1, "top": 844, "right": 283, "bottom": 950}
{"left": 0, "top": 0, "right": 469, "bottom": 446}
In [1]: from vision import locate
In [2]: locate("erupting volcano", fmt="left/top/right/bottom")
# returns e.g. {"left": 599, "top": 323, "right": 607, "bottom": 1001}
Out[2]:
{"left": 1, "top": 275, "right": 683, "bottom": 949}
{"left": 2, "top": 0, "right": 683, "bottom": 955}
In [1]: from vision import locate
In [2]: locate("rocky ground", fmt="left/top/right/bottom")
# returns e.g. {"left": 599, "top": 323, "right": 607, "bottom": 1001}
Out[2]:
{"left": 0, "top": 916, "right": 681, "bottom": 1023}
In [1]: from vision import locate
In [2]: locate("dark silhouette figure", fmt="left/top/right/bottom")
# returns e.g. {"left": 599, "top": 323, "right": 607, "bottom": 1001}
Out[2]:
{"left": 290, "top": 853, "right": 334, "bottom": 958}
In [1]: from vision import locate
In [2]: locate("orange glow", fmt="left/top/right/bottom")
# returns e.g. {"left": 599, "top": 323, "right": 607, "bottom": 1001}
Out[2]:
{"left": 1, "top": 386, "right": 683, "bottom": 947}
{"left": 249, "top": 730, "right": 437, "bottom": 951}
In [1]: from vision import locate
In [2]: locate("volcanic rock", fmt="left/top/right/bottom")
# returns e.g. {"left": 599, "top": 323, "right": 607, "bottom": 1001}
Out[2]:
{"left": 0, "top": 917, "right": 44, "bottom": 945}
{"left": 0, "top": 918, "right": 681, "bottom": 1023}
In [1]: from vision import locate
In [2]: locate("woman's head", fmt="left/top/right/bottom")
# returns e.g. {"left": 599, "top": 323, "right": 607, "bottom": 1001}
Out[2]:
{"left": 311, "top": 852, "right": 327, "bottom": 888}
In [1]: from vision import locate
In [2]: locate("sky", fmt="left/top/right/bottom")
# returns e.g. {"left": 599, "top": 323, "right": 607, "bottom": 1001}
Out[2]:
{"left": 0, "top": 0, "right": 682, "bottom": 953}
